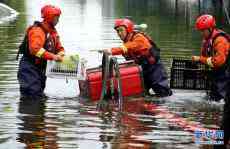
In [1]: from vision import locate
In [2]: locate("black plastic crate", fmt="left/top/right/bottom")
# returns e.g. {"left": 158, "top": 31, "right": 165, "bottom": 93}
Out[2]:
{"left": 170, "top": 59, "right": 211, "bottom": 90}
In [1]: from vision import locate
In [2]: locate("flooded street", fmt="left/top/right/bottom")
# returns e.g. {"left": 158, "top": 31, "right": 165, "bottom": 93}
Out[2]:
{"left": 0, "top": 0, "right": 229, "bottom": 148}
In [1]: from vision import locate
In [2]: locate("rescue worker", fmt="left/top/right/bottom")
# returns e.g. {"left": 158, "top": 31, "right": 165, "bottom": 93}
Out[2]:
{"left": 192, "top": 14, "right": 230, "bottom": 101}
{"left": 104, "top": 18, "right": 172, "bottom": 97}
{"left": 17, "top": 5, "right": 65, "bottom": 100}
{"left": 192, "top": 14, "right": 230, "bottom": 149}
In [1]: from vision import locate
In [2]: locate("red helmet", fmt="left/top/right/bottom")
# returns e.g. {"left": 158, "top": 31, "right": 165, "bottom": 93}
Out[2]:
{"left": 41, "top": 5, "right": 61, "bottom": 24}
{"left": 195, "top": 14, "right": 216, "bottom": 30}
{"left": 114, "top": 18, "right": 134, "bottom": 33}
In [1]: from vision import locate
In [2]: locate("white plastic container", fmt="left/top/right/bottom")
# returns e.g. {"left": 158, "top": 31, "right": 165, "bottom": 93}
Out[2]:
{"left": 46, "top": 55, "right": 87, "bottom": 80}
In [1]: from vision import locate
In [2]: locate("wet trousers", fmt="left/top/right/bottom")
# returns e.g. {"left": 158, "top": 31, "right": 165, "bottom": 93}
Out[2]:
{"left": 208, "top": 69, "right": 230, "bottom": 101}
{"left": 214, "top": 71, "right": 230, "bottom": 149}
{"left": 142, "top": 62, "right": 172, "bottom": 97}
{"left": 17, "top": 56, "right": 46, "bottom": 99}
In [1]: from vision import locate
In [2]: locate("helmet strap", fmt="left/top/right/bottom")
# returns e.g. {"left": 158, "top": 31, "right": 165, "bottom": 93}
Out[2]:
{"left": 208, "top": 28, "right": 214, "bottom": 39}
{"left": 124, "top": 33, "right": 129, "bottom": 42}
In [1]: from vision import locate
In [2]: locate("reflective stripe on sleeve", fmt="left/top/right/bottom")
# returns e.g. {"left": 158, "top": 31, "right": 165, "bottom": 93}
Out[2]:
{"left": 121, "top": 45, "right": 128, "bottom": 53}
{"left": 207, "top": 57, "right": 214, "bottom": 67}
{"left": 57, "top": 51, "right": 65, "bottom": 56}
{"left": 35, "top": 48, "right": 46, "bottom": 58}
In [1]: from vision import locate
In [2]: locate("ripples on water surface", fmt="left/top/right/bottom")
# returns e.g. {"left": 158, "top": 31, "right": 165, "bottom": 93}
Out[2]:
{"left": 0, "top": 0, "right": 229, "bottom": 148}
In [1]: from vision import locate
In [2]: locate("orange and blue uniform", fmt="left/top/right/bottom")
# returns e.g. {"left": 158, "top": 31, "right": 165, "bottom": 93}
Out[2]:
{"left": 200, "top": 29, "right": 230, "bottom": 146}
{"left": 199, "top": 29, "right": 230, "bottom": 101}
{"left": 111, "top": 31, "right": 172, "bottom": 97}
{"left": 17, "top": 5, "right": 64, "bottom": 99}
{"left": 195, "top": 14, "right": 230, "bottom": 147}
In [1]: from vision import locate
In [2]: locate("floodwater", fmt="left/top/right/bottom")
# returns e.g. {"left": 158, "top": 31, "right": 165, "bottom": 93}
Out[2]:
{"left": 0, "top": 0, "right": 229, "bottom": 148}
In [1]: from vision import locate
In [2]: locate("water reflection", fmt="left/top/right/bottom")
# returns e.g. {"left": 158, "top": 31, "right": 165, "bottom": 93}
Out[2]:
{"left": 17, "top": 99, "right": 59, "bottom": 148}
{"left": 96, "top": 97, "right": 200, "bottom": 149}
{"left": 17, "top": 99, "right": 46, "bottom": 148}
{"left": 110, "top": 98, "right": 154, "bottom": 149}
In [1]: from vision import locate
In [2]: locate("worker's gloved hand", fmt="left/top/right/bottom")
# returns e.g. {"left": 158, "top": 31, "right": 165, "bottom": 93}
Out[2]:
{"left": 103, "top": 49, "right": 112, "bottom": 55}
{"left": 192, "top": 56, "right": 200, "bottom": 62}
{"left": 53, "top": 54, "right": 63, "bottom": 62}
{"left": 57, "top": 51, "right": 65, "bottom": 57}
